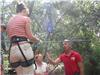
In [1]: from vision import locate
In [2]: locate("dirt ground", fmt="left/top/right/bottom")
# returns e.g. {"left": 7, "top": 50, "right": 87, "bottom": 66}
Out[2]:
{"left": 48, "top": 64, "right": 64, "bottom": 75}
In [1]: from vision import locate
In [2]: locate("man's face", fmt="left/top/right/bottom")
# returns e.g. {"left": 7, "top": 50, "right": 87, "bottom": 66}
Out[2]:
{"left": 63, "top": 41, "right": 71, "bottom": 52}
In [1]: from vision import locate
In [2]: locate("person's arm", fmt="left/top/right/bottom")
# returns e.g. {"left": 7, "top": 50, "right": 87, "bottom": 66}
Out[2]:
{"left": 47, "top": 52, "right": 61, "bottom": 65}
{"left": 78, "top": 62, "right": 84, "bottom": 75}
{"left": 76, "top": 52, "right": 84, "bottom": 75}
{"left": 25, "top": 18, "right": 40, "bottom": 43}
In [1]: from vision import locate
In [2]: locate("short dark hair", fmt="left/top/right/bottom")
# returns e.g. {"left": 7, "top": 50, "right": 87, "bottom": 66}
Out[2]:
{"left": 16, "top": 3, "right": 26, "bottom": 13}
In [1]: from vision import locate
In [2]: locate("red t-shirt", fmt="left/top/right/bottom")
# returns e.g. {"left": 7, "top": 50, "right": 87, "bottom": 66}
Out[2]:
{"left": 59, "top": 50, "right": 83, "bottom": 75}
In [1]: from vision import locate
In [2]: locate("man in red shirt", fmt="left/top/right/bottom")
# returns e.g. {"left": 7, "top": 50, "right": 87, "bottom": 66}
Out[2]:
{"left": 47, "top": 39, "right": 84, "bottom": 75}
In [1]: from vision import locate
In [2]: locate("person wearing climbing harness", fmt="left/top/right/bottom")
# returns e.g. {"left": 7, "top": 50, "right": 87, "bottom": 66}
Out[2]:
{"left": 47, "top": 39, "right": 84, "bottom": 75}
{"left": 7, "top": 3, "right": 40, "bottom": 75}
{"left": 34, "top": 53, "right": 48, "bottom": 75}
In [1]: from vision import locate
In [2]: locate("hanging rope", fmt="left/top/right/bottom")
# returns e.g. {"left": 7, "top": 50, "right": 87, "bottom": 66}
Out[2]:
{"left": 43, "top": 3, "right": 54, "bottom": 60}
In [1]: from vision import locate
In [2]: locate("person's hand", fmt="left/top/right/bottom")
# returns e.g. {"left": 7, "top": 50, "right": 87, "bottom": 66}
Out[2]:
{"left": 29, "top": 39, "right": 42, "bottom": 45}
{"left": 39, "top": 39, "right": 42, "bottom": 43}
{"left": 46, "top": 52, "right": 51, "bottom": 59}
{"left": 34, "top": 34, "right": 42, "bottom": 43}
{"left": 35, "top": 37, "right": 42, "bottom": 44}
{"left": 28, "top": 41, "right": 34, "bottom": 44}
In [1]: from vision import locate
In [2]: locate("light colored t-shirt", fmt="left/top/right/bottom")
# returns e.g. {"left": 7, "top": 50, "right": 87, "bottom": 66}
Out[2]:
{"left": 35, "top": 62, "right": 48, "bottom": 75}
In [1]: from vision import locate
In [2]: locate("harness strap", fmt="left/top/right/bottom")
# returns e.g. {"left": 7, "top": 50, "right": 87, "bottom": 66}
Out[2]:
{"left": 17, "top": 42, "right": 30, "bottom": 67}
{"left": 21, "top": 58, "right": 34, "bottom": 67}
{"left": 8, "top": 36, "right": 37, "bottom": 69}
{"left": 10, "top": 62, "right": 20, "bottom": 68}
{"left": 10, "top": 58, "right": 34, "bottom": 68}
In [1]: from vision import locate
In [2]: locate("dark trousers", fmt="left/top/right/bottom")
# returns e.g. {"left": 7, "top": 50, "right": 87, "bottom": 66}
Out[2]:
{"left": 74, "top": 72, "right": 80, "bottom": 75}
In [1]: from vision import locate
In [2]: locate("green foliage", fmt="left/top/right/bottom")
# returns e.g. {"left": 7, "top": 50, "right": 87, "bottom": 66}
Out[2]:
{"left": 1, "top": 0, "right": 100, "bottom": 75}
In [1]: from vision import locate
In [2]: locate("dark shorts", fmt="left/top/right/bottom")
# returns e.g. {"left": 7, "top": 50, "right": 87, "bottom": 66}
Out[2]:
{"left": 74, "top": 72, "right": 80, "bottom": 75}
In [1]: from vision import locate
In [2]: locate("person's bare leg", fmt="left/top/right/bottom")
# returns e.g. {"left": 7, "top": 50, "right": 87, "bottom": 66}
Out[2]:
{"left": 15, "top": 66, "right": 23, "bottom": 75}
{"left": 15, "top": 65, "right": 34, "bottom": 75}
{"left": 21, "top": 65, "right": 34, "bottom": 75}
